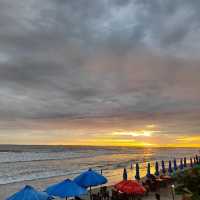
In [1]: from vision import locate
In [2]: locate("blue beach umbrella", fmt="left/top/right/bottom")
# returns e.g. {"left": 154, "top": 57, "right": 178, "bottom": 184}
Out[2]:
{"left": 190, "top": 158, "right": 193, "bottom": 168}
{"left": 161, "top": 160, "right": 166, "bottom": 174}
{"left": 74, "top": 168, "right": 107, "bottom": 188}
{"left": 135, "top": 163, "right": 140, "bottom": 180}
{"left": 146, "top": 163, "right": 151, "bottom": 177}
{"left": 45, "top": 179, "right": 87, "bottom": 199}
{"left": 7, "top": 185, "right": 52, "bottom": 200}
{"left": 168, "top": 160, "right": 173, "bottom": 174}
{"left": 155, "top": 161, "right": 159, "bottom": 176}
{"left": 74, "top": 168, "right": 107, "bottom": 200}
{"left": 123, "top": 168, "right": 128, "bottom": 180}
{"left": 179, "top": 158, "right": 184, "bottom": 170}
{"left": 183, "top": 157, "right": 187, "bottom": 168}
{"left": 173, "top": 159, "right": 177, "bottom": 171}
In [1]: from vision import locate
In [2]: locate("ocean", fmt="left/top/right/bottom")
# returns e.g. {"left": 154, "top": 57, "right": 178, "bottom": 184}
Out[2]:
{"left": 0, "top": 145, "right": 199, "bottom": 199}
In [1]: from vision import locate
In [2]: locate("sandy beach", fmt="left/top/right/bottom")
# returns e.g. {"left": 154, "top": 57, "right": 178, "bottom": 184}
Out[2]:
{"left": 0, "top": 178, "right": 181, "bottom": 200}
{"left": 1, "top": 174, "right": 182, "bottom": 200}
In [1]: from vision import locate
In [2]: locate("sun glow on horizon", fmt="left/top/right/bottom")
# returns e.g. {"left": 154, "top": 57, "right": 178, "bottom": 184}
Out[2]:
{"left": 112, "top": 130, "right": 159, "bottom": 137}
{"left": 176, "top": 136, "right": 200, "bottom": 142}
{"left": 1, "top": 124, "right": 200, "bottom": 147}
{"left": 51, "top": 139, "right": 156, "bottom": 147}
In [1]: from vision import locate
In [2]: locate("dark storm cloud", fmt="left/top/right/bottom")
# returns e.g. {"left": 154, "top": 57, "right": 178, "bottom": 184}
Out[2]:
{"left": 0, "top": 0, "right": 200, "bottom": 138}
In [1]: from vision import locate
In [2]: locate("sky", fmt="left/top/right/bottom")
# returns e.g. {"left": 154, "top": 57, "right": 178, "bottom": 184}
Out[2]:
{"left": 0, "top": 0, "right": 200, "bottom": 147}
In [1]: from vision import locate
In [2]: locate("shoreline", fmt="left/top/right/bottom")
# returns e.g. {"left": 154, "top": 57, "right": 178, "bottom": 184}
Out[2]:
{"left": 0, "top": 164, "right": 195, "bottom": 199}
{"left": 1, "top": 148, "right": 199, "bottom": 199}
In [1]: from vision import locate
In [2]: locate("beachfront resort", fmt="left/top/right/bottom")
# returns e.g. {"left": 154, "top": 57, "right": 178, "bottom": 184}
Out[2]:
{"left": 6, "top": 155, "right": 200, "bottom": 200}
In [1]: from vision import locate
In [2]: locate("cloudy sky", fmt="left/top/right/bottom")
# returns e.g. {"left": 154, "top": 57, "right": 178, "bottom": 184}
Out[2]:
{"left": 0, "top": 0, "right": 200, "bottom": 146}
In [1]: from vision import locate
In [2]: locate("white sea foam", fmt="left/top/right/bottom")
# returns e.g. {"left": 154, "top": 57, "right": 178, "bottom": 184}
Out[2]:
{"left": 0, "top": 146, "right": 199, "bottom": 185}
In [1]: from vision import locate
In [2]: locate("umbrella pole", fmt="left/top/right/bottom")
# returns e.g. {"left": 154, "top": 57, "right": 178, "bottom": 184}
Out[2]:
{"left": 90, "top": 186, "right": 92, "bottom": 200}
{"left": 66, "top": 197, "right": 67, "bottom": 200}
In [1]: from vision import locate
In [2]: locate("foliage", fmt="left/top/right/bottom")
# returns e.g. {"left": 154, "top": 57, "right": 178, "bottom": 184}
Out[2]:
{"left": 174, "top": 165, "right": 200, "bottom": 200}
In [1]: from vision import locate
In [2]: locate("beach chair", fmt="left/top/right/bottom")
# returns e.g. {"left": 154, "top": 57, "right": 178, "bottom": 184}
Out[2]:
{"left": 100, "top": 186, "right": 109, "bottom": 200}
{"left": 143, "top": 179, "right": 157, "bottom": 192}
{"left": 91, "top": 193, "right": 101, "bottom": 200}
{"left": 111, "top": 189, "right": 118, "bottom": 200}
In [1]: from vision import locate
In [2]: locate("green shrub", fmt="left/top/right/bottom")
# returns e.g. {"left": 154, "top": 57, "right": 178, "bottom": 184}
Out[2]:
{"left": 174, "top": 166, "right": 200, "bottom": 199}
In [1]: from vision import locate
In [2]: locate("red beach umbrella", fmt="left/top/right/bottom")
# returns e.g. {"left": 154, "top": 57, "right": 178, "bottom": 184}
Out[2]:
{"left": 114, "top": 180, "right": 146, "bottom": 195}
